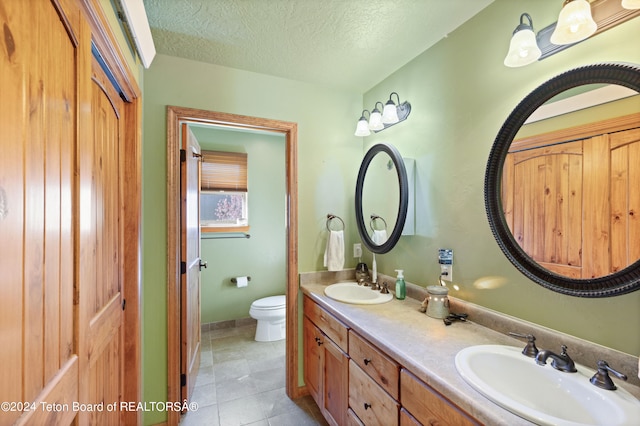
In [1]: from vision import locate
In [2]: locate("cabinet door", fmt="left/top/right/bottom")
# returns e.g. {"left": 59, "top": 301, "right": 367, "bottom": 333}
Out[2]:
{"left": 323, "top": 335, "right": 349, "bottom": 426}
{"left": 303, "top": 316, "right": 322, "bottom": 404}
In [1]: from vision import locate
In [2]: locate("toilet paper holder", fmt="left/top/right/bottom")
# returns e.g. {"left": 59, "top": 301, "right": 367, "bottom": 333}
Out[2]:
{"left": 231, "top": 276, "right": 251, "bottom": 283}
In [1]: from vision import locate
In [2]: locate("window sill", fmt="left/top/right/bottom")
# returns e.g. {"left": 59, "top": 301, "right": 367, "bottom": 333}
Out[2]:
{"left": 201, "top": 225, "right": 250, "bottom": 234}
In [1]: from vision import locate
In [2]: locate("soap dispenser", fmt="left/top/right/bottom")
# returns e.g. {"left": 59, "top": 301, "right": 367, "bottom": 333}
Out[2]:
{"left": 395, "top": 270, "right": 406, "bottom": 300}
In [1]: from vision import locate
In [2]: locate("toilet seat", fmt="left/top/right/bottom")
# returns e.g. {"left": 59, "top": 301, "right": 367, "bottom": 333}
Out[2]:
{"left": 251, "top": 295, "right": 286, "bottom": 310}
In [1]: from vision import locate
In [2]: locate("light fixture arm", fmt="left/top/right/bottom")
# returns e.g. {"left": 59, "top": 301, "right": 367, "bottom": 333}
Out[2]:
{"left": 514, "top": 13, "right": 534, "bottom": 34}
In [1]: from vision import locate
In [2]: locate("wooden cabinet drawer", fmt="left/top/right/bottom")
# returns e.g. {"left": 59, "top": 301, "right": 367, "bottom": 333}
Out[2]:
{"left": 304, "top": 296, "right": 348, "bottom": 352}
{"left": 349, "top": 330, "right": 399, "bottom": 399}
{"left": 350, "top": 360, "right": 399, "bottom": 426}
{"left": 400, "top": 369, "right": 480, "bottom": 426}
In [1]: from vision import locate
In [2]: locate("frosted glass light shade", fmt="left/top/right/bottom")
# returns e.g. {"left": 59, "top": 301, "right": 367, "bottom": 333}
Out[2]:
{"left": 504, "top": 28, "right": 541, "bottom": 67}
{"left": 354, "top": 117, "right": 370, "bottom": 136}
{"left": 550, "top": 0, "right": 597, "bottom": 45}
{"left": 382, "top": 101, "right": 399, "bottom": 124}
{"left": 622, "top": 0, "right": 640, "bottom": 9}
{"left": 368, "top": 109, "right": 384, "bottom": 131}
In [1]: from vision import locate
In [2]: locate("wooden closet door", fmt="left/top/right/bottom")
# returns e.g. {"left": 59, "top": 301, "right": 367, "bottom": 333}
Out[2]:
{"left": 609, "top": 128, "right": 640, "bottom": 274}
{"left": 0, "top": 1, "right": 79, "bottom": 424}
{"left": 506, "top": 141, "right": 584, "bottom": 277}
{"left": 504, "top": 124, "right": 640, "bottom": 279}
{"left": 74, "top": 56, "right": 126, "bottom": 425}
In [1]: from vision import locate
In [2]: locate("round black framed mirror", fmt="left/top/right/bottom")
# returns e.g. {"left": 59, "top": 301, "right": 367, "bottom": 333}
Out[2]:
{"left": 356, "top": 143, "right": 409, "bottom": 254}
{"left": 485, "top": 62, "right": 640, "bottom": 297}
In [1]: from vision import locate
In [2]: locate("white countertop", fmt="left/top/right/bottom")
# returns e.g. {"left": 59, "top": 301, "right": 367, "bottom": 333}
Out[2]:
{"left": 301, "top": 280, "right": 640, "bottom": 426}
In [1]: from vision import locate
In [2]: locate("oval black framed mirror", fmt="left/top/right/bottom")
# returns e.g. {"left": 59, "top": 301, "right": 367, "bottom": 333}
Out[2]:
{"left": 356, "top": 143, "right": 409, "bottom": 254}
{"left": 485, "top": 62, "right": 640, "bottom": 297}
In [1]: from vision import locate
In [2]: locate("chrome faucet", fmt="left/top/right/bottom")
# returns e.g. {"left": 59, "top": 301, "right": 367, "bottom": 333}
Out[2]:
{"left": 535, "top": 345, "right": 577, "bottom": 372}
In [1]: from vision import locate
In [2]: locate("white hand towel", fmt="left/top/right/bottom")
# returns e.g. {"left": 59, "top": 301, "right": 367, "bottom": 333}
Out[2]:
{"left": 324, "top": 230, "right": 344, "bottom": 271}
{"left": 372, "top": 229, "right": 388, "bottom": 245}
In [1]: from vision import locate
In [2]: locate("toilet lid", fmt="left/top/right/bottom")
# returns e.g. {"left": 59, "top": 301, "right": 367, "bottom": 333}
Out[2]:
{"left": 252, "top": 295, "right": 286, "bottom": 310}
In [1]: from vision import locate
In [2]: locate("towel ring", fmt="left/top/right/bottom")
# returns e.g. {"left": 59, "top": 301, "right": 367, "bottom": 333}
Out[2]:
{"left": 326, "top": 214, "right": 345, "bottom": 231}
{"left": 369, "top": 214, "right": 387, "bottom": 232}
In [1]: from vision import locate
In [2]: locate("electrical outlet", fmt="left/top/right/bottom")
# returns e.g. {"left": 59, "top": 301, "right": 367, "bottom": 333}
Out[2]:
{"left": 353, "top": 243, "right": 362, "bottom": 258}
{"left": 440, "top": 264, "right": 453, "bottom": 282}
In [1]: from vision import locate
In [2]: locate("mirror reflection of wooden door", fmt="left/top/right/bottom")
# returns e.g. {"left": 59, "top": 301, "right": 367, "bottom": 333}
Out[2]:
{"left": 503, "top": 125, "right": 640, "bottom": 278}
{"left": 180, "top": 124, "right": 202, "bottom": 403}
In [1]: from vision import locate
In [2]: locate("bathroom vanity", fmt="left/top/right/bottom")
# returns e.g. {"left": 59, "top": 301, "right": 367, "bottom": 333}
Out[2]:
{"left": 301, "top": 275, "right": 640, "bottom": 426}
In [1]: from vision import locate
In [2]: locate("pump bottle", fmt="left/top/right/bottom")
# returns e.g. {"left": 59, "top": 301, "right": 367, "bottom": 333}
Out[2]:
{"left": 395, "top": 269, "right": 406, "bottom": 300}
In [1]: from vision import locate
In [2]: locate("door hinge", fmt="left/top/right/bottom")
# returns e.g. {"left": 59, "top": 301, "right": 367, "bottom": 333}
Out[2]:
{"left": 180, "top": 149, "right": 186, "bottom": 162}
{"left": 180, "top": 261, "right": 186, "bottom": 275}
{"left": 122, "top": 299, "right": 126, "bottom": 311}
{"left": 180, "top": 373, "right": 186, "bottom": 387}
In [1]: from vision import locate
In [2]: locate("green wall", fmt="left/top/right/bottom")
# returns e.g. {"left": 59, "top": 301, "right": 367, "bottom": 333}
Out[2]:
{"left": 362, "top": 0, "right": 640, "bottom": 356}
{"left": 192, "top": 126, "right": 287, "bottom": 324}
{"left": 142, "top": 55, "right": 362, "bottom": 424}
{"left": 140, "top": 1, "right": 640, "bottom": 424}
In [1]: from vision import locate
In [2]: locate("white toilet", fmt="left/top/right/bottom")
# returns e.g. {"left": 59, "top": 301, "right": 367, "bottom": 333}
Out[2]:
{"left": 249, "top": 295, "right": 286, "bottom": 342}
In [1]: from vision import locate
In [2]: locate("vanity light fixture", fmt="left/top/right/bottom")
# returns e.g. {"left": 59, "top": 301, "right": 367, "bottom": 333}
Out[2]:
{"left": 354, "top": 92, "right": 411, "bottom": 136}
{"left": 382, "top": 93, "right": 401, "bottom": 124}
{"left": 354, "top": 110, "right": 371, "bottom": 137}
{"left": 504, "top": 13, "right": 542, "bottom": 68}
{"left": 550, "top": 0, "right": 597, "bottom": 45}
{"left": 503, "top": 0, "right": 640, "bottom": 68}
{"left": 368, "top": 102, "right": 385, "bottom": 131}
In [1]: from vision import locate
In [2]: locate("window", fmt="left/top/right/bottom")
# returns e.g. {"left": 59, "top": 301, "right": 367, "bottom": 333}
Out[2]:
{"left": 200, "top": 150, "right": 249, "bottom": 232}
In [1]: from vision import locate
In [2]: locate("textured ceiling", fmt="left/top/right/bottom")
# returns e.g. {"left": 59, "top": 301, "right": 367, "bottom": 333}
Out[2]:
{"left": 143, "top": 0, "right": 494, "bottom": 92}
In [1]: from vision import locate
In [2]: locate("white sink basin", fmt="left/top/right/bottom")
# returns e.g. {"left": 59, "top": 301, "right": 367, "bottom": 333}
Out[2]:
{"left": 455, "top": 345, "right": 640, "bottom": 426}
{"left": 324, "top": 282, "right": 393, "bottom": 305}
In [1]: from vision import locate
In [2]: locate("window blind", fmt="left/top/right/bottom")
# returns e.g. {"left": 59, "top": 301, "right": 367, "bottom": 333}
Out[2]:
{"left": 201, "top": 150, "right": 248, "bottom": 191}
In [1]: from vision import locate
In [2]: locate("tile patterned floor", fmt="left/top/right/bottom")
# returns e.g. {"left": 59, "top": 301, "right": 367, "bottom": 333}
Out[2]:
{"left": 180, "top": 323, "right": 329, "bottom": 426}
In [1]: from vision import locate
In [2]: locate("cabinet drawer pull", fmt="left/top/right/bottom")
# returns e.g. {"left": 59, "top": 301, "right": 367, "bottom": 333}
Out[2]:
{"left": 364, "top": 402, "right": 372, "bottom": 410}
{"left": 364, "top": 358, "right": 371, "bottom": 365}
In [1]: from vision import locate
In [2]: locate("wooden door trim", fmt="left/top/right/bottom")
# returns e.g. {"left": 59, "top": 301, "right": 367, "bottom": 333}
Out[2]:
{"left": 511, "top": 112, "right": 640, "bottom": 152}
{"left": 166, "top": 106, "right": 300, "bottom": 425}
{"left": 80, "top": 1, "right": 143, "bottom": 424}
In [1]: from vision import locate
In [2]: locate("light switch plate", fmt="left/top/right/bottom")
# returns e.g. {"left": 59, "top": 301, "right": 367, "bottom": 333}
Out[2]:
{"left": 439, "top": 249, "right": 453, "bottom": 282}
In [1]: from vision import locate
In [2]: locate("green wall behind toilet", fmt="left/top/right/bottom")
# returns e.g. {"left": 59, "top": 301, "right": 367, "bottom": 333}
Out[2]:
{"left": 192, "top": 126, "right": 287, "bottom": 324}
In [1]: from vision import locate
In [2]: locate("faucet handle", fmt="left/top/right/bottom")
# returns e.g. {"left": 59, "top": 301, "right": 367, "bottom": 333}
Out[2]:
{"left": 509, "top": 332, "right": 539, "bottom": 358}
{"left": 590, "top": 360, "right": 627, "bottom": 391}
{"left": 380, "top": 282, "right": 390, "bottom": 294}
